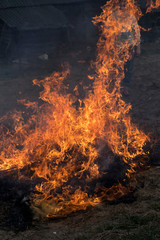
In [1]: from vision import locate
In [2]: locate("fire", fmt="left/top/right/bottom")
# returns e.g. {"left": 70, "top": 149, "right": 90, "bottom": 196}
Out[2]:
{"left": 147, "top": 0, "right": 160, "bottom": 13}
{"left": 0, "top": 0, "right": 156, "bottom": 217}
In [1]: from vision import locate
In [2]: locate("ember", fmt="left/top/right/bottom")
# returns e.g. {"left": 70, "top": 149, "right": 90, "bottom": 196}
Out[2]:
{"left": 0, "top": 0, "right": 158, "bottom": 219}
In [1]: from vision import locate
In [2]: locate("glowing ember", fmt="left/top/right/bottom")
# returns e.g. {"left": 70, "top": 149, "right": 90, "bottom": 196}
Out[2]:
{"left": 0, "top": 0, "right": 157, "bottom": 217}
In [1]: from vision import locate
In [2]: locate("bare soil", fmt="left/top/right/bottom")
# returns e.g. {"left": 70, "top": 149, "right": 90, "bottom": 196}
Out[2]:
{"left": 0, "top": 37, "right": 160, "bottom": 239}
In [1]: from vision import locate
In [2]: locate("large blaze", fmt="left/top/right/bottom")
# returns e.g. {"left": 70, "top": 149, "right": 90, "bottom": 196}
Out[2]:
{"left": 0, "top": 0, "right": 157, "bottom": 217}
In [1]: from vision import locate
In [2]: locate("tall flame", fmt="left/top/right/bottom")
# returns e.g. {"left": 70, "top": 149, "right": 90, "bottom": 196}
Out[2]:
{"left": 0, "top": 0, "right": 154, "bottom": 217}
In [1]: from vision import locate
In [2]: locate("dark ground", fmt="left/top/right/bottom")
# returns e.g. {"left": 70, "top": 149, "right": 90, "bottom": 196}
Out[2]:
{"left": 0, "top": 34, "right": 160, "bottom": 239}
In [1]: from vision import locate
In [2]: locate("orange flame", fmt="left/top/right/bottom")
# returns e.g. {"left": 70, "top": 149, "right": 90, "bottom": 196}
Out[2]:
{"left": 0, "top": 0, "right": 154, "bottom": 217}
{"left": 147, "top": 0, "right": 160, "bottom": 13}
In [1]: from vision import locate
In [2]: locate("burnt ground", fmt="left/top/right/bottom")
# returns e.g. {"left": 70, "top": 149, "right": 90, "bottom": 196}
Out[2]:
{"left": 0, "top": 36, "right": 160, "bottom": 239}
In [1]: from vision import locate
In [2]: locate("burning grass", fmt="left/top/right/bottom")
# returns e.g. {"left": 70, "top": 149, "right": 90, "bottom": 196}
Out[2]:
{"left": 0, "top": 0, "right": 159, "bottom": 219}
